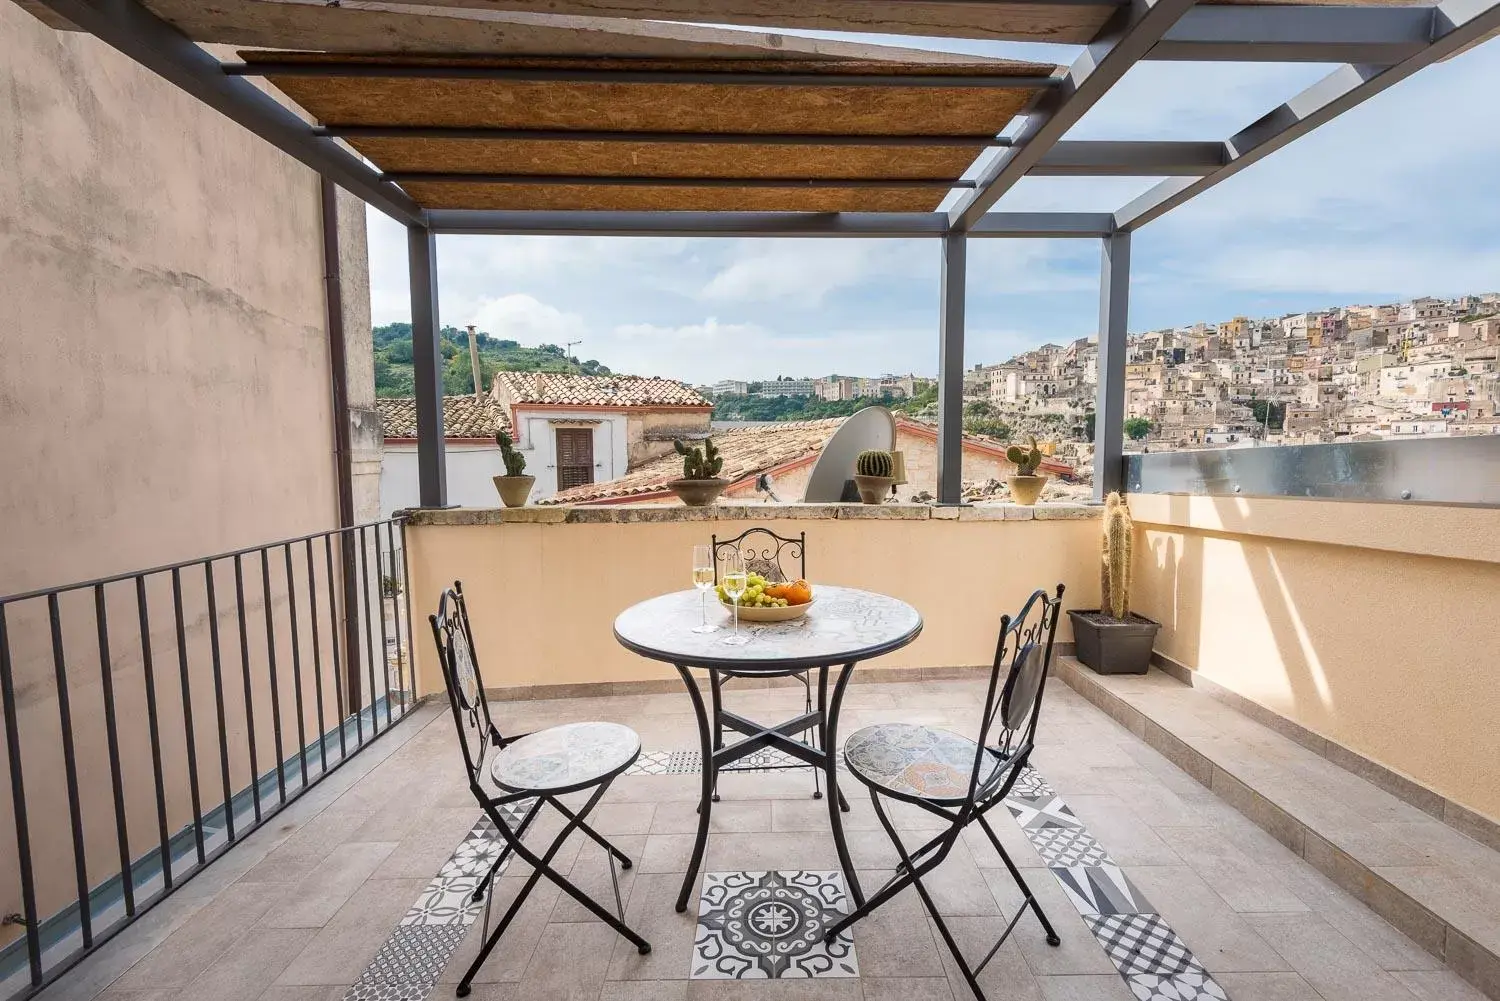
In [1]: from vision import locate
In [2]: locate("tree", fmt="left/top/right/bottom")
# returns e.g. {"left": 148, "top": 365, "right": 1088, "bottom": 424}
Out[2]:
{"left": 964, "top": 418, "right": 1012, "bottom": 440}
{"left": 1082, "top": 412, "right": 1096, "bottom": 441}
{"left": 1124, "top": 417, "right": 1153, "bottom": 440}
{"left": 963, "top": 399, "right": 995, "bottom": 418}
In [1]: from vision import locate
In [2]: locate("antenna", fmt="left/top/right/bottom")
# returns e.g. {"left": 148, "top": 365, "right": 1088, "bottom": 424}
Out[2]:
{"left": 564, "top": 339, "right": 584, "bottom": 373}
{"left": 802, "top": 407, "right": 896, "bottom": 502}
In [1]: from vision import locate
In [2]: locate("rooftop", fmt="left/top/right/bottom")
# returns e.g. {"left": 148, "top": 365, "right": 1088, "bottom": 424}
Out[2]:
{"left": 375, "top": 395, "right": 509, "bottom": 440}
{"left": 492, "top": 372, "right": 712, "bottom": 410}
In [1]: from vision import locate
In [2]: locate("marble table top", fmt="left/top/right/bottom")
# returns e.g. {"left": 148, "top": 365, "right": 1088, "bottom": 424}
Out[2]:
{"left": 613, "top": 586, "right": 922, "bottom": 672}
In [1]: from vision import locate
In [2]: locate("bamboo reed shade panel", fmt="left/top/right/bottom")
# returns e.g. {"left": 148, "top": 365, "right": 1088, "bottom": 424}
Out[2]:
{"left": 398, "top": 181, "right": 945, "bottom": 212}
{"left": 348, "top": 137, "right": 983, "bottom": 182}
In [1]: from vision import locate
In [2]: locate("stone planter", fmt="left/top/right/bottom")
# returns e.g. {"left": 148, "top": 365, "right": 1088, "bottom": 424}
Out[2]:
{"left": 852, "top": 474, "right": 895, "bottom": 504}
{"left": 1068, "top": 610, "right": 1160, "bottom": 675}
{"left": 1007, "top": 474, "right": 1047, "bottom": 506}
{"left": 667, "top": 478, "right": 729, "bottom": 507}
{"left": 493, "top": 475, "right": 535, "bottom": 508}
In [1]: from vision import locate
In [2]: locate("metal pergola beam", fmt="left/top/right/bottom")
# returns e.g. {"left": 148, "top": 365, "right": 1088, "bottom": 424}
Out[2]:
{"left": 28, "top": 0, "right": 425, "bottom": 227}
{"left": 424, "top": 210, "right": 1115, "bottom": 238}
{"left": 1116, "top": 0, "right": 1500, "bottom": 230}
{"left": 967, "top": 212, "right": 1117, "bottom": 237}
{"left": 947, "top": 0, "right": 1202, "bottom": 230}
{"left": 315, "top": 126, "right": 1010, "bottom": 148}
{"left": 1150, "top": 5, "right": 1437, "bottom": 63}
{"left": 224, "top": 62, "right": 1061, "bottom": 90}
{"left": 1030, "top": 140, "right": 1227, "bottom": 176}
{"left": 387, "top": 173, "right": 976, "bottom": 189}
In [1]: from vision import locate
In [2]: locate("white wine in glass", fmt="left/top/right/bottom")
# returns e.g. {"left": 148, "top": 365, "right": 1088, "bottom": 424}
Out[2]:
{"left": 720, "top": 552, "right": 749, "bottom": 646}
{"left": 691, "top": 544, "right": 717, "bottom": 633}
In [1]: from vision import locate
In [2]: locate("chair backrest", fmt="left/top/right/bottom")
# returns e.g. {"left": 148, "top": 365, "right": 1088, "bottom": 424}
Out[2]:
{"left": 711, "top": 527, "right": 807, "bottom": 583}
{"left": 429, "top": 581, "right": 504, "bottom": 792}
{"left": 963, "top": 583, "right": 1066, "bottom": 813}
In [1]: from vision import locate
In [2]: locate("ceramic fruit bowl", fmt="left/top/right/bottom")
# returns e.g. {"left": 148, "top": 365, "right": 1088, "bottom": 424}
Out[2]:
{"left": 719, "top": 598, "right": 815, "bottom": 622}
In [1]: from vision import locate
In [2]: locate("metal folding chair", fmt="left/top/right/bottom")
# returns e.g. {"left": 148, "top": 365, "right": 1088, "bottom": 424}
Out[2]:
{"left": 708, "top": 527, "right": 841, "bottom": 805}
{"left": 429, "top": 581, "right": 651, "bottom": 997}
{"left": 826, "top": 584, "right": 1067, "bottom": 1001}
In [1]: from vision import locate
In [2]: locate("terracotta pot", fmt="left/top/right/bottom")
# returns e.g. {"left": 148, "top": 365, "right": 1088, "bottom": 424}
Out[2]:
{"left": 852, "top": 474, "right": 895, "bottom": 504}
{"left": 667, "top": 478, "right": 729, "bottom": 507}
{"left": 493, "top": 475, "right": 534, "bottom": 508}
{"left": 1007, "top": 474, "right": 1047, "bottom": 505}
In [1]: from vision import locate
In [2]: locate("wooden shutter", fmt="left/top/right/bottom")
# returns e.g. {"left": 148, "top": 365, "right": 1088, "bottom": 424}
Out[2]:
{"left": 555, "top": 428, "right": 595, "bottom": 489}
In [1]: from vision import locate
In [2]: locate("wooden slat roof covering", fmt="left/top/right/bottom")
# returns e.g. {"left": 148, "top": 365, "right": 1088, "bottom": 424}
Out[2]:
{"left": 243, "top": 51, "right": 1056, "bottom": 212}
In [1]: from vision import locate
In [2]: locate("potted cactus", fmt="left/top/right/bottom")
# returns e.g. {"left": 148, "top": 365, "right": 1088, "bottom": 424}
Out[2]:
{"left": 852, "top": 449, "right": 895, "bottom": 504}
{"left": 667, "top": 437, "right": 729, "bottom": 506}
{"left": 1005, "top": 435, "right": 1048, "bottom": 505}
{"left": 492, "top": 430, "right": 535, "bottom": 507}
{"left": 1068, "top": 492, "right": 1160, "bottom": 675}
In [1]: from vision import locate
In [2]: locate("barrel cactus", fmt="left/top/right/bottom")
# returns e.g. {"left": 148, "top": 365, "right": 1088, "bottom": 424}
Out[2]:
{"left": 1005, "top": 435, "right": 1044, "bottom": 476}
{"left": 673, "top": 437, "right": 723, "bottom": 480}
{"left": 855, "top": 449, "right": 894, "bottom": 478}
{"left": 1100, "top": 492, "right": 1133, "bottom": 620}
{"left": 495, "top": 429, "right": 527, "bottom": 477}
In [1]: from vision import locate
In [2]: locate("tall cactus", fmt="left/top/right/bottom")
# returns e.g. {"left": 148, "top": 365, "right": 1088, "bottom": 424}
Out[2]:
{"left": 1100, "top": 491, "right": 1133, "bottom": 620}
{"left": 674, "top": 437, "right": 724, "bottom": 479}
{"left": 495, "top": 429, "right": 527, "bottom": 477}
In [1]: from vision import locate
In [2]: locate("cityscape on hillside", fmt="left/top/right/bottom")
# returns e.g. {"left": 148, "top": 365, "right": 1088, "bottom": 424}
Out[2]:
{"left": 702, "top": 290, "right": 1500, "bottom": 452}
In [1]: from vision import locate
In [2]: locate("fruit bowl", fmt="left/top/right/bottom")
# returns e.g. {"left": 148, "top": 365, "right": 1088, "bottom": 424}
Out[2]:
{"left": 719, "top": 597, "right": 815, "bottom": 622}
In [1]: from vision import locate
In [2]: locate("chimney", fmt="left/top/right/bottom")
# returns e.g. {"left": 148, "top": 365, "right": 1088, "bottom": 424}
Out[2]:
{"left": 466, "top": 324, "right": 483, "bottom": 403}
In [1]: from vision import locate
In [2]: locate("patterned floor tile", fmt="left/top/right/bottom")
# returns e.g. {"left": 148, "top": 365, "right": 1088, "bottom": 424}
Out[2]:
{"left": 1005, "top": 790, "right": 1088, "bottom": 834}
{"left": 1087, "top": 913, "right": 1197, "bottom": 976}
{"left": 1029, "top": 824, "right": 1113, "bottom": 867}
{"left": 1125, "top": 968, "right": 1229, "bottom": 1001}
{"left": 401, "top": 876, "right": 483, "bottom": 926}
{"left": 693, "top": 870, "right": 858, "bottom": 979}
{"left": 343, "top": 925, "right": 471, "bottom": 1001}
{"left": 1052, "top": 863, "right": 1150, "bottom": 916}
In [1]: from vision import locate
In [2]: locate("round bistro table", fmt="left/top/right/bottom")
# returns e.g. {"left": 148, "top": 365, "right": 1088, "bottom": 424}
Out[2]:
{"left": 613, "top": 586, "right": 922, "bottom": 912}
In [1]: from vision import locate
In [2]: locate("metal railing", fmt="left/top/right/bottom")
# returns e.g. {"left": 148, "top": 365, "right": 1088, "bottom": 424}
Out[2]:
{"left": 0, "top": 519, "right": 415, "bottom": 1001}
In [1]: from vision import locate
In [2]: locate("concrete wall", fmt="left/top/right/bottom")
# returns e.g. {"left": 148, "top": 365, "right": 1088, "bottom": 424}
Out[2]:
{"left": 403, "top": 504, "right": 1102, "bottom": 697}
{"left": 381, "top": 442, "right": 507, "bottom": 513}
{"left": 0, "top": 6, "right": 374, "bottom": 938}
{"left": 1128, "top": 493, "right": 1500, "bottom": 824}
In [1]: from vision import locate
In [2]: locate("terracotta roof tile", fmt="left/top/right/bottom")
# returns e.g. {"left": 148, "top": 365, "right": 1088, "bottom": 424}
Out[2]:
{"left": 494, "top": 371, "right": 710, "bottom": 409}
{"left": 543, "top": 418, "right": 843, "bottom": 504}
{"left": 375, "top": 395, "right": 510, "bottom": 440}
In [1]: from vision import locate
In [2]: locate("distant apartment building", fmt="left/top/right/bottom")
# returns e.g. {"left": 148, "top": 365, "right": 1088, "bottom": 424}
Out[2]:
{"left": 712, "top": 379, "right": 749, "bottom": 396}
{"left": 754, "top": 377, "right": 817, "bottom": 397}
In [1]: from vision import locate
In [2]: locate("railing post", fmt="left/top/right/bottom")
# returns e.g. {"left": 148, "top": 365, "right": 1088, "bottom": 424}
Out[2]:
{"left": 1094, "top": 230, "right": 1131, "bottom": 501}
{"left": 936, "top": 231, "right": 967, "bottom": 505}
{"left": 408, "top": 225, "right": 447, "bottom": 508}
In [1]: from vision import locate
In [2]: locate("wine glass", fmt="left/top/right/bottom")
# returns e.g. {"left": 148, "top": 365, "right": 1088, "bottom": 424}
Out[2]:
{"left": 720, "top": 550, "right": 749, "bottom": 646}
{"left": 691, "top": 544, "right": 718, "bottom": 633}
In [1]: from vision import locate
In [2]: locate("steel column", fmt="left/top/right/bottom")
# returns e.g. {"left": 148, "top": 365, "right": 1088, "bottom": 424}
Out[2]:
{"left": 936, "top": 232, "right": 967, "bottom": 506}
{"left": 408, "top": 227, "right": 447, "bottom": 508}
{"left": 1094, "top": 232, "right": 1131, "bottom": 501}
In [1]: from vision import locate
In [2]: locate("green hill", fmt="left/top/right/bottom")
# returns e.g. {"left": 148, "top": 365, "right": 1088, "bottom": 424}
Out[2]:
{"left": 373, "top": 323, "right": 612, "bottom": 398}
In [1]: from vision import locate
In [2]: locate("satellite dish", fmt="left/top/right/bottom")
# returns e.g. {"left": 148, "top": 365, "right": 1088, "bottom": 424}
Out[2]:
{"left": 803, "top": 406, "right": 896, "bottom": 502}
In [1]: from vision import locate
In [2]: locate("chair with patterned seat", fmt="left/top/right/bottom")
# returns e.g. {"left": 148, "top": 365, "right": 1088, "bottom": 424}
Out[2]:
{"left": 429, "top": 581, "right": 651, "bottom": 997}
{"left": 825, "top": 584, "right": 1066, "bottom": 1001}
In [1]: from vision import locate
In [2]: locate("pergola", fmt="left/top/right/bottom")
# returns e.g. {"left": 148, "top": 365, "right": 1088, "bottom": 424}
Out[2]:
{"left": 28, "top": 0, "right": 1500, "bottom": 506}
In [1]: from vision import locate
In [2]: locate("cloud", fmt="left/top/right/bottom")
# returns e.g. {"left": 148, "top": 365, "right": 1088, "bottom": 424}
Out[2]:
{"left": 470, "top": 294, "right": 587, "bottom": 344}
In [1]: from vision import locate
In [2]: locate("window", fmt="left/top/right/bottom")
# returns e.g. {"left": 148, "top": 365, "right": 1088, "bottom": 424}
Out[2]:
{"left": 555, "top": 428, "right": 594, "bottom": 489}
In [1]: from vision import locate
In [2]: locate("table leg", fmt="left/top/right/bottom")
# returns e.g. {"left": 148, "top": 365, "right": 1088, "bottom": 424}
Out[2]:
{"left": 675, "top": 664, "right": 714, "bottom": 913}
{"left": 824, "top": 661, "right": 863, "bottom": 907}
{"left": 708, "top": 669, "right": 723, "bottom": 803}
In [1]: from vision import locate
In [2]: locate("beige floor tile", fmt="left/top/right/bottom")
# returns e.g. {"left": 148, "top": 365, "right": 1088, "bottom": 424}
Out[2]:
{"left": 843, "top": 869, "right": 948, "bottom": 979}
{"left": 1155, "top": 827, "right": 1308, "bottom": 913}
{"left": 439, "top": 878, "right": 562, "bottom": 985}
{"left": 929, "top": 914, "right": 1044, "bottom": 1001}
{"left": 92, "top": 990, "right": 177, "bottom": 1001}
{"left": 552, "top": 836, "right": 644, "bottom": 923}
{"left": 1391, "top": 970, "right": 1493, "bottom": 1001}
{"left": 275, "top": 877, "right": 428, "bottom": 986}
{"left": 642, "top": 834, "right": 698, "bottom": 873}
{"left": 1122, "top": 865, "right": 1291, "bottom": 972}
{"left": 253, "top": 989, "right": 346, "bottom": 1001}
{"left": 772, "top": 796, "right": 883, "bottom": 833}
{"left": 600, "top": 981, "right": 691, "bottom": 1001}
{"left": 1033, "top": 974, "right": 1136, "bottom": 1001}
{"left": 373, "top": 806, "right": 481, "bottom": 880}
{"left": 592, "top": 801, "right": 659, "bottom": 836}
{"left": 260, "top": 841, "right": 398, "bottom": 928}
{"left": 1242, "top": 913, "right": 1420, "bottom": 1001}
{"left": 651, "top": 800, "right": 772, "bottom": 835}
{"left": 174, "top": 927, "right": 310, "bottom": 1001}
{"left": 1270, "top": 862, "right": 1443, "bottom": 971}
{"left": 704, "top": 832, "right": 840, "bottom": 871}
{"left": 919, "top": 839, "right": 1003, "bottom": 917}
{"left": 607, "top": 873, "right": 701, "bottom": 981}
{"left": 514, "top": 921, "right": 620, "bottom": 1001}
{"left": 685, "top": 981, "right": 863, "bottom": 1000}
{"left": 1063, "top": 795, "right": 1182, "bottom": 867}
{"left": 861, "top": 977, "right": 958, "bottom": 1001}
{"left": 111, "top": 883, "right": 289, "bottom": 990}
{"left": 1211, "top": 972, "right": 1325, "bottom": 1001}
{"left": 236, "top": 802, "right": 377, "bottom": 884}
{"left": 962, "top": 816, "right": 1046, "bottom": 870}
{"left": 980, "top": 869, "right": 1115, "bottom": 976}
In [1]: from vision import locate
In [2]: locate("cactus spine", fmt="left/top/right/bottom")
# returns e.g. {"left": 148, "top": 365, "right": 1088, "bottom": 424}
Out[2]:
{"left": 1100, "top": 491, "right": 1133, "bottom": 620}
{"left": 1006, "top": 434, "right": 1044, "bottom": 476}
{"left": 495, "top": 429, "right": 527, "bottom": 477}
{"left": 674, "top": 437, "right": 724, "bottom": 479}
{"left": 856, "top": 449, "right": 894, "bottom": 478}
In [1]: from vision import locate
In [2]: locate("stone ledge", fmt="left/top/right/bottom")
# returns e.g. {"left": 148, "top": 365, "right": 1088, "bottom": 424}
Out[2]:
{"left": 1055, "top": 657, "right": 1500, "bottom": 1001}
{"left": 405, "top": 502, "right": 1098, "bottom": 527}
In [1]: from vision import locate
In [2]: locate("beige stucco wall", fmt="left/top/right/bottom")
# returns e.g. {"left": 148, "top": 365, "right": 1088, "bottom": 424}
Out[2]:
{"left": 403, "top": 504, "right": 1102, "bottom": 697}
{"left": 0, "top": 6, "right": 373, "bottom": 936}
{"left": 1128, "top": 493, "right": 1500, "bottom": 823}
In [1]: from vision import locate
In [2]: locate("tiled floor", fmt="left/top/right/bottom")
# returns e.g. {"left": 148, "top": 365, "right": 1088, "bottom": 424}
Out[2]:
{"left": 48, "top": 677, "right": 1493, "bottom": 1001}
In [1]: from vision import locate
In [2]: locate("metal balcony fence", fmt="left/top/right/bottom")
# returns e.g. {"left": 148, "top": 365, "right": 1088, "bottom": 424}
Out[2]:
{"left": 0, "top": 519, "right": 416, "bottom": 1001}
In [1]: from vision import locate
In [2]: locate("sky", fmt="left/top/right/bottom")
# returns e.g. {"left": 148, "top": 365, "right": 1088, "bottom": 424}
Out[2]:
{"left": 365, "top": 31, "right": 1500, "bottom": 386}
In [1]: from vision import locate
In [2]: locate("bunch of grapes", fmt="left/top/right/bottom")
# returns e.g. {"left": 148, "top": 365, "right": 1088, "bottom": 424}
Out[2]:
{"left": 716, "top": 573, "right": 791, "bottom": 608}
